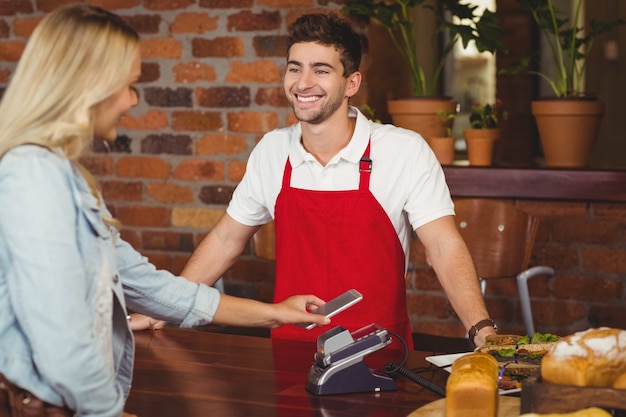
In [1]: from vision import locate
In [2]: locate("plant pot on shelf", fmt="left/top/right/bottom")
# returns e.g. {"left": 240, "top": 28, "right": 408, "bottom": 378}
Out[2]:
{"left": 427, "top": 136, "right": 456, "bottom": 166}
{"left": 387, "top": 97, "right": 458, "bottom": 141}
{"left": 531, "top": 99, "right": 605, "bottom": 168}
{"left": 463, "top": 128, "right": 501, "bottom": 166}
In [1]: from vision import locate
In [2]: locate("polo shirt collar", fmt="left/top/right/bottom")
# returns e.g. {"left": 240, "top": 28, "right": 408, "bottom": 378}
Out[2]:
{"left": 288, "top": 106, "right": 370, "bottom": 168}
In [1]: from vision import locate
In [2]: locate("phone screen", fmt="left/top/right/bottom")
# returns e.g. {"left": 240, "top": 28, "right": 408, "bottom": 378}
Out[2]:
{"left": 304, "top": 289, "right": 363, "bottom": 330}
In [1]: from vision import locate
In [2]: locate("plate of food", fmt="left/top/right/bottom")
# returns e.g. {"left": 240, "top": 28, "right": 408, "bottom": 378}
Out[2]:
{"left": 426, "top": 332, "right": 560, "bottom": 395}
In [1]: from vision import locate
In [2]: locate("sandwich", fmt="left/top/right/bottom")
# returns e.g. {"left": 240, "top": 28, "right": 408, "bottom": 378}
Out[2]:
{"left": 475, "top": 332, "right": 560, "bottom": 390}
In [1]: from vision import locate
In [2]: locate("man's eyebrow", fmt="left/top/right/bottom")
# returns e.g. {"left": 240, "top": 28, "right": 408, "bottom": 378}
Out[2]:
{"left": 287, "top": 60, "right": 335, "bottom": 70}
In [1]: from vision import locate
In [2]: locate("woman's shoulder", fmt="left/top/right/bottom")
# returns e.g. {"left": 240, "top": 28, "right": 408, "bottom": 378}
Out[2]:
{"left": 2, "top": 144, "right": 68, "bottom": 167}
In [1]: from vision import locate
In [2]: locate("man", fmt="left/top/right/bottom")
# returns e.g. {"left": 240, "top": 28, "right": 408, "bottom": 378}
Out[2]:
{"left": 136, "top": 13, "right": 496, "bottom": 349}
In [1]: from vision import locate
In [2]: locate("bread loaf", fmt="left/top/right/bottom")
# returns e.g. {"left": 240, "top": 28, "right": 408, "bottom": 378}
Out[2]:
{"left": 613, "top": 372, "right": 626, "bottom": 389}
{"left": 519, "top": 408, "right": 612, "bottom": 417}
{"left": 445, "top": 352, "right": 498, "bottom": 417}
{"left": 541, "top": 327, "right": 626, "bottom": 387}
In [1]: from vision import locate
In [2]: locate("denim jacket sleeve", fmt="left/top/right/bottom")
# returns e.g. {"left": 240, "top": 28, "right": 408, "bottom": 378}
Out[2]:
{"left": 115, "top": 232, "right": 221, "bottom": 327}
{"left": 0, "top": 147, "right": 125, "bottom": 417}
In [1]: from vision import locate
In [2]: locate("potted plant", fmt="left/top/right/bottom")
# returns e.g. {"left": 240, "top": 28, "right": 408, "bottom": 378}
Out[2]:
{"left": 341, "top": 0, "right": 506, "bottom": 141}
{"left": 504, "top": 0, "right": 624, "bottom": 167}
{"left": 463, "top": 99, "right": 507, "bottom": 166}
{"left": 429, "top": 109, "right": 457, "bottom": 165}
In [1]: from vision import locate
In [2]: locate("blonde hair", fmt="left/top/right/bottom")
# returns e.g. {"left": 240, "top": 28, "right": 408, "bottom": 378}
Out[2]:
{"left": 0, "top": 3, "right": 140, "bottom": 228}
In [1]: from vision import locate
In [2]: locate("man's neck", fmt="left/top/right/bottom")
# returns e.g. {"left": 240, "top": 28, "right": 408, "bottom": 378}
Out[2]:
{"left": 301, "top": 111, "right": 356, "bottom": 167}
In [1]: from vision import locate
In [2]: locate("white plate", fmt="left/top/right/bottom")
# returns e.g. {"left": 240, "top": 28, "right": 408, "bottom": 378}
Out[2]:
{"left": 425, "top": 352, "right": 522, "bottom": 395}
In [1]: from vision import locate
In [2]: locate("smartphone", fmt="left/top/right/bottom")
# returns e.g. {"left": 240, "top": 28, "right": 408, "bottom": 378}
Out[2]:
{"left": 304, "top": 289, "right": 363, "bottom": 330}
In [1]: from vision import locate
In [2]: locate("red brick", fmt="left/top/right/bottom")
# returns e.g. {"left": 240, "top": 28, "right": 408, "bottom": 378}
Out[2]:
{"left": 116, "top": 205, "right": 171, "bottom": 227}
{"left": 583, "top": 248, "right": 626, "bottom": 274}
{"left": 552, "top": 216, "right": 624, "bottom": 245}
{"left": 143, "top": 0, "right": 193, "bottom": 11}
{"left": 170, "top": 12, "right": 218, "bottom": 33}
{"left": 406, "top": 292, "right": 450, "bottom": 320}
{"left": 258, "top": 0, "right": 314, "bottom": 7}
{"left": 0, "top": 1, "right": 33, "bottom": 15}
{"left": 0, "top": 20, "right": 7, "bottom": 38}
{"left": 142, "top": 230, "right": 195, "bottom": 251}
{"left": 517, "top": 200, "right": 588, "bottom": 218}
{"left": 593, "top": 202, "right": 626, "bottom": 221}
{"left": 227, "top": 111, "right": 278, "bottom": 133}
{"left": 588, "top": 304, "right": 626, "bottom": 329}
{"left": 124, "top": 14, "right": 161, "bottom": 34}
{"left": 0, "top": 41, "right": 25, "bottom": 61}
{"left": 226, "top": 60, "right": 281, "bottom": 83}
{"left": 119, "top": 229, "right": 141, "bottom": 250}
{"left": 552, "top": 274, "right": 623, "bottom": 302}
{"left": 173, "top": 61, "right": 217, "bottom": 83}
{"left": 90, "top": 0, "right": 140, "bottom": 10}
{"left": 143, "top": 252, "right": 175, "bottom": 274}
{"left": 409, "top": 268, "right": 441, "bottom": 292}
{"left": 140, "top": 38, "right": 182, "bottom": 59}
{"left": 411, "top": 321, "right": 466, "bottom": 339}
{"left": 192, "top": 37, "right": 244, "bottom": 58}
{"left": 116, "top": 156, "right": 171, "bottom": 179}
{"left": 146, "top": 181, "right": 194, "bottom": 203}
{"left": 196, "top": 133, "right": 248, "bottom": 155}
{"left": 227, "top": 160, "right": 247, "bottom": 182}
{"left": 120, "top": 110, "right": 168, "bottom": 130}
{"left": 199, "top": 0, "right": 253, "bottom": 8}
{"left": 34, "top": 0, "right": 72, "bottom": 13}
{"left": 255, "top": 87, "right": 289, "bottom": 107}
{"left": 196, "top": 86, "right": 250, "bottom": 108}
{"left": 172, "top": 111, "right": 222, "bottom": 131}
{"left": 79, "top": 155, "right": 114, "bottom": 176}
{"left": 0, "top": 68, "right": 11, "bottom": 82}
{"left": 173, "top": 159, "right": 225, "bottom": 181}
{"left": 227, "top": 10, "right": 280, "bottom": 31}
{"left": 253, "top": 35, "right": 288, "bottom": 57}
{"left": 12, "top": 17, "right": 40, "bottom": 38}
{"left": 532, "top": 299, "right": 587, "bottom": 328}
{"left": 533, "top": 244, "right": 580, "bottom": 271}
{"left": 102, "top": 180, "right": 143, "bottom": 201}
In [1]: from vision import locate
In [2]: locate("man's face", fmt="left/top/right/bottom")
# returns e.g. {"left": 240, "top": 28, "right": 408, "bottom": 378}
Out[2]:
{"left": 284, "top": 42, "right": 352, "bottom": 125}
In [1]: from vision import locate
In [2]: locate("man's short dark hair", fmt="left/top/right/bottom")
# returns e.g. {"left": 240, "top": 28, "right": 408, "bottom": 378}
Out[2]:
{"left": 287, "top": 13, "right": 362, "bottom": 77}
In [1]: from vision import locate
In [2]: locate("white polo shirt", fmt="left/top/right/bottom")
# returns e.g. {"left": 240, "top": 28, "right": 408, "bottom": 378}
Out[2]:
{"left": 227, "top": 106, "right": 455, "bottom": 259}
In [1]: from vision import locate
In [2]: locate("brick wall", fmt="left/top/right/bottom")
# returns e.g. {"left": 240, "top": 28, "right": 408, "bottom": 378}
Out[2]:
{"left": 2, "top": 1, "right": 625, "bottom": 339}
{"left": 408, "top": 198, "right": 626, "bottom": 338}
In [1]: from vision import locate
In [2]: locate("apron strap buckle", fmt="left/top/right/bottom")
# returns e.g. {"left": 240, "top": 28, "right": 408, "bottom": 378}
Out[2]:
{"left": 359, "top": 157, "right": 372, "bottom": 173}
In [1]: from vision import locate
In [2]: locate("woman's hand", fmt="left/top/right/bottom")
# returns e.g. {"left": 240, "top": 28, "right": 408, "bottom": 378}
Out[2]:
{"left": 128, "top": 313, "right": 167, "bottom": 331}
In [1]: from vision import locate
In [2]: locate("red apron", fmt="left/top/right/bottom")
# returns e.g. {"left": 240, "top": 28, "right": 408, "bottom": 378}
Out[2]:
{"left": 271, "top": 142, "right": 413, "bottom": 350}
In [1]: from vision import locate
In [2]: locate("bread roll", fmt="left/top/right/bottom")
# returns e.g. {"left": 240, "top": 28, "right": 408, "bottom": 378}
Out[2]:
{"left": 541, "top": 327, "right": 626, "bottom": 387}
{"left": 613, "top": 372, "right": 626, "bottom": 389}
{"left": 446, "top": 352, "right": 498, "bottom": 417}
{"left": 519, "top": 408, "right": 612, "bottom": 417}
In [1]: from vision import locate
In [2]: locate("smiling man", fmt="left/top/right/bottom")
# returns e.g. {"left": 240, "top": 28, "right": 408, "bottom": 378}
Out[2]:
{"left": 136, "top": 13, "right": 496, "bottom": 349}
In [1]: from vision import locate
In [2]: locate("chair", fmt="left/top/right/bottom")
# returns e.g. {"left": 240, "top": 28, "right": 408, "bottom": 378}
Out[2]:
{"left": 454, "top": 199, "right": 555, "bottom": 337}
{"left": 251, "top": 221, "right": 276, "bottom": 261}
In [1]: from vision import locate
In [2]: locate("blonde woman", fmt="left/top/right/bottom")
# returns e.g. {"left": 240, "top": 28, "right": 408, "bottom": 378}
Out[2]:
{"left": 0, "top": 4, "right": 328, "bottom": 417}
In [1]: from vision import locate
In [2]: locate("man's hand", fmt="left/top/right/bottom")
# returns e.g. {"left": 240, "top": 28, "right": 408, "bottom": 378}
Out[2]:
{"left": 128, "top": 313, "right": 167, "bottom": 331}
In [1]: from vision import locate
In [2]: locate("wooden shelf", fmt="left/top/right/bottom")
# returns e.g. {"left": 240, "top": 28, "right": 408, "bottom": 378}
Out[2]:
{"left": 443, "top": 166, "right": 626, "bottom": 202}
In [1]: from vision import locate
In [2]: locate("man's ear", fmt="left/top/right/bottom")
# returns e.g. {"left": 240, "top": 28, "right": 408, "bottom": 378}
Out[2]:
{"left": 345, "top": 71, "right": 362, "bottom": 98}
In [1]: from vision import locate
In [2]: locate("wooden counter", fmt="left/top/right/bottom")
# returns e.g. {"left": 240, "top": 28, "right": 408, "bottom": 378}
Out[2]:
{"left": 125, "top": 328, "right": 451, "bottom": 417}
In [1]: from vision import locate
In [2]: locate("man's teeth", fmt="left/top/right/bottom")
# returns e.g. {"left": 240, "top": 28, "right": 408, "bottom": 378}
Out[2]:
{"left": 298, "top": 95, "right": 319, "bottom": 103}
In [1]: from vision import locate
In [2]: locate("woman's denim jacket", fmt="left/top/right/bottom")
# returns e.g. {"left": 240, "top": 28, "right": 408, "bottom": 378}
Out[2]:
{"left": 0, "top": 145, "right": 221, "bottom": 417}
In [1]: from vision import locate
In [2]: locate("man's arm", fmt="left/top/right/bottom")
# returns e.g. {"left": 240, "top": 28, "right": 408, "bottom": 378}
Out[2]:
{"left": 182, "top": 212, "right": 260, "bottom": 285}
{"left": 415, "top": 215, "right": 496, "bottom": 347}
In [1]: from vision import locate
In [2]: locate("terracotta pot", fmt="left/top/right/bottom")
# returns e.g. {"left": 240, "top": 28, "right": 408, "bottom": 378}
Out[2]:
{"left": 531, "top": 99, "right": 605, "bottom": 168}
{"left": 427, "top": 136, "right": 456, "bottom": 165}
{"left": 463, "top": 128, "right": 501, "bottom": 166}
{"left": 387, "top": 98, "right": 458, "bottom": 141}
